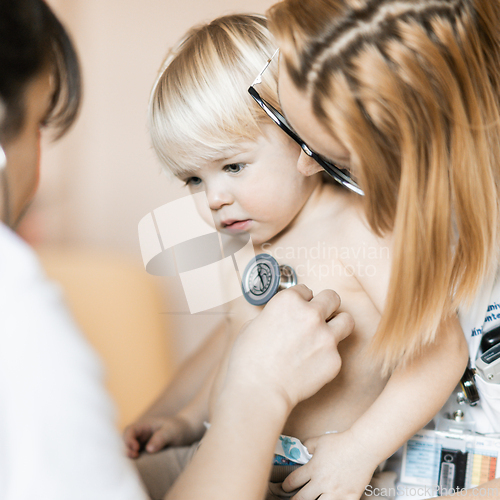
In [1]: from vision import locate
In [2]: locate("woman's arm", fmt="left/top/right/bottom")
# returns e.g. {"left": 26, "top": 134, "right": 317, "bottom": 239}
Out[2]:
{"left": 344, "top": 314, "right": 468, "bottom": 468}
{"left": 282, "top": 314, "right": 469, "bottom": 500}
{"left": 166, "top": 383, "right": 290, "bottom": 500}
{"left": 166, "top": 285, "right": 353, "bottom": 500}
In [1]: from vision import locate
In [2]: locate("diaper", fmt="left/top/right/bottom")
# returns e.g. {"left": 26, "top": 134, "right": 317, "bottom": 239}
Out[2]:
{"left": 273, "top": 434, "right": 312, "bottom": 465}
{"left": 205, "top": 423, "right": 315, "bottom": 465}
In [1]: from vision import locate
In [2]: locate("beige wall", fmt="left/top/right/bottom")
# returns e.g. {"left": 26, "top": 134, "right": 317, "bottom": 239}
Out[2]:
{"left": 32, "top": 0, "right": 275, "bottom": 364}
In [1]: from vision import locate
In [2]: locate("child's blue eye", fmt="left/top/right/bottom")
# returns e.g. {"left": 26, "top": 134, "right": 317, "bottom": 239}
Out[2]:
{"left": 224, "top": 163, "right": 245, "bottom": 174}
{"left": 184, "top": 176, "right": 202, "bottom": 187}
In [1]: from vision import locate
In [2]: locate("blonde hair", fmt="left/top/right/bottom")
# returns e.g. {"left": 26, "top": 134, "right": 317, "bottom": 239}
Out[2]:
{"left": 269, "top": 0, "right": 500, "bottom": 373}
{"left": 149, "top": 14, "right": 279, "bottom": 176}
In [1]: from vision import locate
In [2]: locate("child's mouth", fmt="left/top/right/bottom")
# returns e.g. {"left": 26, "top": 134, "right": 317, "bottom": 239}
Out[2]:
{"left": 222, "top": 219, "right": 252, "bottom": 232}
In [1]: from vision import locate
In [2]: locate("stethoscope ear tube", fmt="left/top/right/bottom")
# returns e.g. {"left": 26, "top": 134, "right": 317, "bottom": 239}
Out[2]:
{"left": 0, "top": 144, "right": 5, "bottom": 170}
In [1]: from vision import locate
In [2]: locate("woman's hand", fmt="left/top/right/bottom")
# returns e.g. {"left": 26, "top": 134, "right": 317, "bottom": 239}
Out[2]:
{"left": 223, "top": 284, "right": 353, "bottom": 414}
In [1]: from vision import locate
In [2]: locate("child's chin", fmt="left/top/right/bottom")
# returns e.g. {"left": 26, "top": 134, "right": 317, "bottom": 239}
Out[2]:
{"left": 249, "top": 234, "right": 271, "bottom": 248}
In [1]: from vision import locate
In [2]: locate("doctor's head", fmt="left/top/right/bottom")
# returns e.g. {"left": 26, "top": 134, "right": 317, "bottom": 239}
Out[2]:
{"left": 0, "top": 0, "right": 81, "bottom": 227}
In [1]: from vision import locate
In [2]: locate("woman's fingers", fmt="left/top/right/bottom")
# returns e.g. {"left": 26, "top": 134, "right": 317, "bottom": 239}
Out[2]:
{"left": 289, "top": 283, "right": 314, "bottom": 301}
{"left": 225, "top": 284, "right": 354, "bottom": 410}
{"left": 290, "top": 481, "right": 320, "bottom": 500}
{"left": 327, "top": 311, "right": 354, "bottom": 343}
{"left": 303, "top": 436, "right": 319, "bottom": 454}
{"left": 310, "top": 290, "right": 355, "bottom": 342}
{"left": 310, "top": 289, "right": 341, "bottom": 321}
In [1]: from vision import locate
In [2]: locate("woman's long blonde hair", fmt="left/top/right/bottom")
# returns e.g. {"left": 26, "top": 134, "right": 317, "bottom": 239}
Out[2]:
{"left": 269, "top": 0, "right": 500, "bottom": 373}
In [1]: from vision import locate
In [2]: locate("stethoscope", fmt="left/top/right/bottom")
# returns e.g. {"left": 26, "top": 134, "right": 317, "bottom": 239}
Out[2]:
{"left": 0, "top": 141, "right": 33, "bottom": 230}
{"left": 240, "top": 253, "right": 500, "bottom": 413}
{"left": 241, "top": 253, "right": 297, "bottom": 306}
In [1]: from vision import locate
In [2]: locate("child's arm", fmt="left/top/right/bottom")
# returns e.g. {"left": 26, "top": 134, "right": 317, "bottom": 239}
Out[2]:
{"left": 282, "top": 314, "right": 468, "bottom": 500}
{"left": 123, "top": 321, "right": 228, "bottom": 458}
{"left": 124, "top": 365, "right": 216, "bottom": 458}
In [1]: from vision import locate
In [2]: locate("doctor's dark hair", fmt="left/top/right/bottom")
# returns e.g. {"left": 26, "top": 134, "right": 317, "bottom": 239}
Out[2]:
{"left": 0, "top": 0, "right": 81, "bottom": 140}
{"left": 269, "top": 0, "right": 500, "bottom": 373}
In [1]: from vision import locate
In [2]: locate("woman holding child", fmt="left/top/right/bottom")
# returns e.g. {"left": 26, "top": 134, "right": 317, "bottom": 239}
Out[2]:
{"left": 263, "top": 0, "right": 500, "bottom": 498}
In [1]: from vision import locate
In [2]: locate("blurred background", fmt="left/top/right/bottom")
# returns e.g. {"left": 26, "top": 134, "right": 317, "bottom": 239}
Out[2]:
{"left": 22, "top": 0, "right": 275, "bottom": 428}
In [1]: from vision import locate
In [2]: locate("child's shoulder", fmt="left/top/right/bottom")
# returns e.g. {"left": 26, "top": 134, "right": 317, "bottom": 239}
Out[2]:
{"left": 270, "top": 182, "right": 392, "bottom": 309}
{"left": 322, "top": 184, "right": 392, "bottom": 311}
{"left": 295, "top": 182, "right": 380, "bottom": 246}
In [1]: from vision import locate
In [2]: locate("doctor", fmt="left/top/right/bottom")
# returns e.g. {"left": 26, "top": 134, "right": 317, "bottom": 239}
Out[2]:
{"left": 0, "top": 1, "right": 352, "bottom": 499}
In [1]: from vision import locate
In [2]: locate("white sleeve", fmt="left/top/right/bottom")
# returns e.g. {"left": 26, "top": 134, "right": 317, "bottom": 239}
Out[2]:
{"left": 0, "top": 231, "right": 147, "bottom": 500}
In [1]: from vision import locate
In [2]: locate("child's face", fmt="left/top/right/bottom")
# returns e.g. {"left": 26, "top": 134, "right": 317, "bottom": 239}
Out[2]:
{"left": 179, "top": 123, "right": 321, "bottom": 246}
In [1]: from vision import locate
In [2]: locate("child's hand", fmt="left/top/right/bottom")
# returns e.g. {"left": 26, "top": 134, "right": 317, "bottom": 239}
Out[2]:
{"left": 282, "top": 431, "right": 381, "bottom": 500}
{"left": 123, "top": 415, "right": 196, "bottom": 459}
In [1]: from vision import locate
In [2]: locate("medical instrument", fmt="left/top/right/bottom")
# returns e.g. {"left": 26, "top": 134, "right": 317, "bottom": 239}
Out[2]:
{"left": 438, "top": 448, "right": 467, "bottom": 495}
{"left": 480, "top": 325, "right": 500, "bottom": 353}
{"left": 241, "top": 253, "right": 297, "bottom": 306}
{"left": 456, "top": 325, "right": 500, "bottom": 408}
{"left": 402, "top": 428, "right": 500, "bottom": 494}
{"left": 475, "top": 343, "right": 500, "bottom": 382}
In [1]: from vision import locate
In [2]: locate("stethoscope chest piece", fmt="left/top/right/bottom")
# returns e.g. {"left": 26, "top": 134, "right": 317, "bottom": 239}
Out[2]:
{"left": 241, "top": 253, "right": 297, "bottom": 306}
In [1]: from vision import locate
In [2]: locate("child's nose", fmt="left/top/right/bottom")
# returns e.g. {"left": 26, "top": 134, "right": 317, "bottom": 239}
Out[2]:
{"left": 206, "top": 186, "right": 233, "bottom": 210}
{"left": 297, "top": 150, "right": 323, "bottom": 177}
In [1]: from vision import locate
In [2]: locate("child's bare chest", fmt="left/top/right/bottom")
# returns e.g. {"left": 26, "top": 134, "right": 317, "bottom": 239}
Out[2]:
{"left": 210, "top": 240, "right": 388, "bottom": 441}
